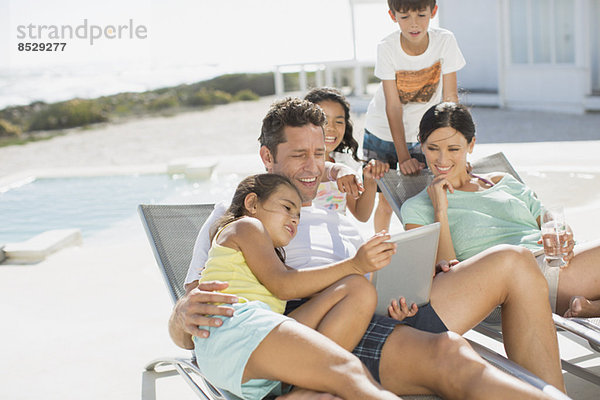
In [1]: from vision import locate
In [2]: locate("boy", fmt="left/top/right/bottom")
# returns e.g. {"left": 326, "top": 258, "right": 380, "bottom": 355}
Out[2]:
{"left": 363, "top": 0, "right": 465, "bottom": 232}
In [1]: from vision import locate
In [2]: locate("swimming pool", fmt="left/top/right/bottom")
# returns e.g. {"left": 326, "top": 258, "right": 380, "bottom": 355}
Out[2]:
{"left": 0, "top": 173, "right": 241, "bottom": 244}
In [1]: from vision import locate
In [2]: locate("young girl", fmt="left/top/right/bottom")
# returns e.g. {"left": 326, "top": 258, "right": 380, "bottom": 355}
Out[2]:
{"left": 401, "top": 102, "right": 600, "bottom": 318}
{"left": 304, "top": 88, "right": 389, "bottom": 222}
{"left": 195, "top": 173, "right": 399, "bottom": 400}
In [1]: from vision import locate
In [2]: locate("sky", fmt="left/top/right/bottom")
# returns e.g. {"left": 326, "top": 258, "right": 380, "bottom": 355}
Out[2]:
{"left": 2, "top": 0, "right": 396, "bottom": 73}
{"left": 0, "top": 0, "right": 407, "bottom": 106}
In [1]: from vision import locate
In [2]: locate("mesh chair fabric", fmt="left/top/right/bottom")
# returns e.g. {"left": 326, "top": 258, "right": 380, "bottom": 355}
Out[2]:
{"left": 139, "top": 204, "right": 215, "bottom": 302}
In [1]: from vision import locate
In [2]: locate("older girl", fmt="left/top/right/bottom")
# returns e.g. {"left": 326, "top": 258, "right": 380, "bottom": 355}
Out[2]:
{"left": 305, "top": 87, "right": 389, "bottom": 222}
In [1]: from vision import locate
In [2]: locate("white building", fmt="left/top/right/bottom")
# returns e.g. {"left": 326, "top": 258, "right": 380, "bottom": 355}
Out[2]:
{"left": 275, "top": 0, "right": 600, "bottom": 114}
{"left": 441, "top": 0, "right": 600, "bottom": 114}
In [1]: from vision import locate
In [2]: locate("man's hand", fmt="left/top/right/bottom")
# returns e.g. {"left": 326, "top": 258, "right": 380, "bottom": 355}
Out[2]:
{"left": 170, "top": 281, "right": 238, "bottom": 347}
{"left": 399, "top": 157, "right": 425, "bottom": 175}
{"left": 350, "top": 231, "right": 396, "bottom": 274}
{"left": 388, "top": 296, "right": 419, "bottom": 321}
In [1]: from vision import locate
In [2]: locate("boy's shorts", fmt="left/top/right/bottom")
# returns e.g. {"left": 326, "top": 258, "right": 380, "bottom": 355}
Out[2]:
{"left": 193, "top": 301, "right": 291, "bottom": 399}
{"left": 363, "top": 130, "right": 426, "bottom": 192}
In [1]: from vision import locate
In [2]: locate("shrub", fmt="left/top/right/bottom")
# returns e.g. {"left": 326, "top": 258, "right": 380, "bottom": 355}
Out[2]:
{"left": 147, "top": 93, "right": 180, "bottom": 111}
{"left": 28, "top": 99, "right": 107, "bottom": 131}
{"left": 0, "top": 118, "right": 21, "bottom": 136}
{"left": 233, "top": 89, "right": 259, "bottom": 101}
{"left": 185, "top": 88, "right": 214, "bottom": 107}
{"left": 211, "top": 90, "right": 232, "bottom": 105}
{"left": 189, "top": 73, "right": 275, "bottom": 96}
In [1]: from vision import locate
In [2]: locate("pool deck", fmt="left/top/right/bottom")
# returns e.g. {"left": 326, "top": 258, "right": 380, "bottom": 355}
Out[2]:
{"left": 1, "top": 101, "right": 600, "bottom": 399}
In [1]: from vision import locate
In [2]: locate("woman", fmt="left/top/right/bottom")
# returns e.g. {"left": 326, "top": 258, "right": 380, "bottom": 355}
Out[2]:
{"left": 401, "top": 102, "right": 600, "bottom": 317}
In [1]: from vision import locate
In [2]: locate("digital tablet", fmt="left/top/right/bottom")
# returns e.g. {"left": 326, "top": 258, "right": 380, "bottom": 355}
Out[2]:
{"left": 372, "top": 222, "right": 440, "bottom": 316}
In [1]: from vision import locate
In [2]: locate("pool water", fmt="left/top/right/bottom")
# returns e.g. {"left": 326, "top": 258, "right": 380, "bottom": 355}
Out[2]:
{"left": 0, "top": 173, "right": 241, "bottom": 244}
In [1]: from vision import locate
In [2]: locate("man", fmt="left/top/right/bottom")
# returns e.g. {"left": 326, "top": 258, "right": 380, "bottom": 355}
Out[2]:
{"left": 170, "top": 98, "right": 565, "bottom": 399}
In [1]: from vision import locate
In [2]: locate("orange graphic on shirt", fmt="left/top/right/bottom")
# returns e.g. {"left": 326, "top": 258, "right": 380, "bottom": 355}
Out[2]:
{"left": 395, "top": 61, "right": 441, "bottom": 104}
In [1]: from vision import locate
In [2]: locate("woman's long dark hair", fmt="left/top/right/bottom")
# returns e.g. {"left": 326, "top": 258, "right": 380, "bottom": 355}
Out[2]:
{"left": 211, "top": 173, "right": 301, "bottom": 262}
{"left": 418, "top": 102, "right": 476, "bottom": 144}
{"left": 304, "top": 87, "right": 361, "bottom": 162}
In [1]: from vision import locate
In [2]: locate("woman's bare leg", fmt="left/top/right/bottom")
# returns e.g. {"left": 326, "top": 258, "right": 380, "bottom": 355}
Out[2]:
{"left": 243, "top": 320, "right": 399, "bottom": 400}
{"left": 379, "top": 327, "right": 552, "bottom": 399}
{"left": 288, "top": 275, "right": 376, "bottom": 350}
{"left": 429, "top": 245, "right": 565, "bottom": 392}
{"left": 556, "top": 240, "right": 600, "bottom": 316}
{"left": 276, "top": 388, "right": 342, "bottom": 400}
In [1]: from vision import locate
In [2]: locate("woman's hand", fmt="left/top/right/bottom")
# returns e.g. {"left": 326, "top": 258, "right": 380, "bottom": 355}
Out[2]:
{"left": 388, "top": 297, "right": 418, "bottom": 321}
{"left": 536, "top": 225, "right": 575, "bottom": 268}
{"left": 435, "top": 259, "right": 459, "bottom": 275}
{"left": 562, "top": 226, "right": 575, "bottom": 267}
{"left": 351, "top": 231, "right": 396, "bottom": 274}
{"left": 427, "top": 175, "right": 454, "bottom": 213}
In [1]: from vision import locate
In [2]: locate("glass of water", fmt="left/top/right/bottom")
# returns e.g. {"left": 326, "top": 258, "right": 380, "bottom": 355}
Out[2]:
{"left": 541, "top": 206, "right": 568, "bottom": 267}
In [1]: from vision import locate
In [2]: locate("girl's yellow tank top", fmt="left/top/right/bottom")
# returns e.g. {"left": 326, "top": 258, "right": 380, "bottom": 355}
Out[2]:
{"left": 199, "top": 223, "right": 285, "bottom": 314}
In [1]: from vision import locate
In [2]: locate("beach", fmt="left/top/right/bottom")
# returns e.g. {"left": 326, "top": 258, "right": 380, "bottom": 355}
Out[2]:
{"left": 1, "top": 96, "right": 600, "bottom": 399}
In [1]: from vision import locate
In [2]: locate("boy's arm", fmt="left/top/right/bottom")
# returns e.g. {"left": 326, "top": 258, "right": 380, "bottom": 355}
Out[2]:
{"left": 442, "top": 72, "right": 459, "bottom": 103}
{"left": 382, "top": 80, "right": 424, "bottom": 175}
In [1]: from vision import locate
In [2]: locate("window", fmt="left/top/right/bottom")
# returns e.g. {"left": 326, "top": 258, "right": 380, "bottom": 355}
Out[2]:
{"left": 508, "top": 0, "right": 575, "bottom": 64}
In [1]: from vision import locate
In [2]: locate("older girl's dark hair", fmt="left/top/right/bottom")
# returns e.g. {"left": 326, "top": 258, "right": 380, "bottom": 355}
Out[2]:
{"left": 418, "top": 102, "right": 476, "bottom": 144}
{"left": 304, "top": 87, "right": 360, "bottom": 162}
{"left": 212, "top": 173, "right": 301, "bottom": 262}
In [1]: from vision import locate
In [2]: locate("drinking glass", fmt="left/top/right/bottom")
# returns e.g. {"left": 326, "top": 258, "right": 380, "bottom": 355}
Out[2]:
{"left": 540, "top": 206, "right": 568, "bottom": 267}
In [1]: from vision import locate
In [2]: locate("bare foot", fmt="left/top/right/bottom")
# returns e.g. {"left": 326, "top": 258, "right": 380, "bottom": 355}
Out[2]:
{"left": 564, "top": 296, "right": 600, "bottom": 318}
{"left": 276, "top": 388, "right": 342, "bottom": 400}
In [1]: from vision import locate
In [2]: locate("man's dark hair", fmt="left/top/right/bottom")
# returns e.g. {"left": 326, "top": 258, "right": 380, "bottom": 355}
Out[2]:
{"left": 258, "top": 97, "right": 326, "bottom": 161}
{"left": 388, "top": 0, "right": 436, "bottom": 13}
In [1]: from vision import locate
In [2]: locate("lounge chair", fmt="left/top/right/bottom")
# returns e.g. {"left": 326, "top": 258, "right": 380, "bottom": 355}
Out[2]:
{"left": 377, "top": 152, "right": 600, "bottom": 388}
{"left": 138, "top": 202, "right": 570, "bottom": 399}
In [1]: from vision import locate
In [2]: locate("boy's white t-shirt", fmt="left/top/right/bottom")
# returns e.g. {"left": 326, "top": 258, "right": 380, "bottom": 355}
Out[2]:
{"left": 365, "top": 27, "right": 466, "bottom": 143}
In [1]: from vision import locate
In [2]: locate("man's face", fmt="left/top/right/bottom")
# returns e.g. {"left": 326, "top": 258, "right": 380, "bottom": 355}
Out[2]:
{"left": 260, "top": 124, "right": 325, "bottom": 205}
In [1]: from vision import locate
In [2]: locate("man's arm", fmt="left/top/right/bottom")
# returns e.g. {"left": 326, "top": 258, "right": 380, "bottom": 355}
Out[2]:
{"left": 169, "top": 281, "right": 238, "bottom": 349}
